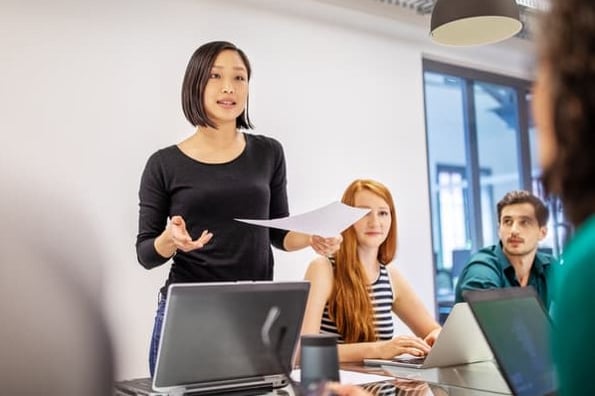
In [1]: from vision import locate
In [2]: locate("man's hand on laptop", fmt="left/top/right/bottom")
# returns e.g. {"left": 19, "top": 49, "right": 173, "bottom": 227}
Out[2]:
{"left": 376, "top": 335, "right": 431, "bottom": 359}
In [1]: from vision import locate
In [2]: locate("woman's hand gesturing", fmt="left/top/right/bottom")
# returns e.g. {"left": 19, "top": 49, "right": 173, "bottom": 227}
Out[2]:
{"left": 169, "top": 215, "right": 213, "bottom": 253}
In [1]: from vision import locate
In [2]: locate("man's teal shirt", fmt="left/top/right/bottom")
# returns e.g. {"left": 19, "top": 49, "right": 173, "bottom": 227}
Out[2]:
{"left": 454, "top": 242, "right": 555, "bottom": 309}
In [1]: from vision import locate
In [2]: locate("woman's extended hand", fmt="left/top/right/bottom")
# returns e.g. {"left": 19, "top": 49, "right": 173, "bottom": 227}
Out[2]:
{"left": 310, "top": 234, "right": 343, "bottom": 256}
{"left": 169, "top": 215, "right": 213, "bottom": 252}
{"left": 376, "top": 335, "right": 432, "bottom": 359}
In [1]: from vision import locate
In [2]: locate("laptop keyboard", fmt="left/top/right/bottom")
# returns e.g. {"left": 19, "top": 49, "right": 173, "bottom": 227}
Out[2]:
{"left": 114, "top": 377, "right": 275, "bottom": 396}
{"left": 392, "top": 356, "right": 426, "bottom": 365}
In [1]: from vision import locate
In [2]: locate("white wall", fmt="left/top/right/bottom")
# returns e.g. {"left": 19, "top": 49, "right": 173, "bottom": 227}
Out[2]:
{"left": 0, "top": 0, "right": 533, "bottom": 379}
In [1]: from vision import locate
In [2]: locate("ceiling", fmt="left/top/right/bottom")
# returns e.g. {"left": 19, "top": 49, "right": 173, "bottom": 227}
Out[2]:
{"left": 318, "top": 0, "right": 549, "bottom": 40}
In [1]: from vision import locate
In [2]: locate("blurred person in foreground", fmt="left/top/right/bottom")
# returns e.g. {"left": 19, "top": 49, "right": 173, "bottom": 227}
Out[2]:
{"left": 0, "top": 180, "right": 114, "bottom": 395}
{"left": 532, "top": 0, "right": 595, "bottom": 393}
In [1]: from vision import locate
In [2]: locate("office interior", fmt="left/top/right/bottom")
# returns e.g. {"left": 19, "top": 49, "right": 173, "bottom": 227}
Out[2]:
{"left": 1, "top": 0, "right": 544, "bottom": 381}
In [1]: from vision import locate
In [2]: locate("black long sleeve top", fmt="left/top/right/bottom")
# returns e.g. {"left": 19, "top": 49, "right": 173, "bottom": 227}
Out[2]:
{"left": 136, "top": 133, "right": 290, "bottom": 295}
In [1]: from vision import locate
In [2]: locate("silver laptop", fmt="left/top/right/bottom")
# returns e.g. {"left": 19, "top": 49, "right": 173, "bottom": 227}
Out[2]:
{"left": 464, "top": 287, "right": 557, "bottom": 396}
{"left": 116, "top": 281, "right": 309, "bottom": 395}
{"left": 363, "top": 302, "right": 493, "bottom": 369}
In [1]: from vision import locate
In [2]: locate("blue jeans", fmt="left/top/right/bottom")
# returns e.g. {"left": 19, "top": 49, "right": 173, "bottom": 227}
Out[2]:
{"left": 149, "top": 294, "right": 166, "bottom": 377}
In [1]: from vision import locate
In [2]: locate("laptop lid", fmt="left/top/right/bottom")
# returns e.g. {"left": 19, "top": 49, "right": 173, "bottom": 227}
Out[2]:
{"left": 152, "top": 281, "right": 310, "bottom": 394}
{"left": 364, "top": 302, "right": 493, "bottom": 368}
{"left": 463, "top": 287, "right": 557, "bottom": 396}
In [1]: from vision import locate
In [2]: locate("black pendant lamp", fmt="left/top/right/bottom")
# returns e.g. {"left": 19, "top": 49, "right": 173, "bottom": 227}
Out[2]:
{"left": 430, "top": 0, "right": 523, "bottom": 46}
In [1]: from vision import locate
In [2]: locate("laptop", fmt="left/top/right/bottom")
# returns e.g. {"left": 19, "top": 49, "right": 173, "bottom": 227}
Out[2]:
{"left": 115, "top": 281, "right": 309, "bottom": 395}
{"left": 363, "top": 302, "right": 493, "bottom": 369}
{"left": 464, "top": 287, "right": 557, "bottom": 396}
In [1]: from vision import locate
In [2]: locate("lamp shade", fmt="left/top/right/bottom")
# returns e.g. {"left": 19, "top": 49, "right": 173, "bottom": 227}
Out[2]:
{"left": 430, "top": 0, "right": 523, "bottom": 46}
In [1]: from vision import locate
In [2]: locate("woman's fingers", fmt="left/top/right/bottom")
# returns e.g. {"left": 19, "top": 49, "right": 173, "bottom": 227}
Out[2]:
{"left": 325, "top": 235, "right": 343, "bottom": 254}
{"left": 194, "top": 229, "right": 213, "bottom": 248}
{"left": 424, "top": 328, "right": 441, "bottom": 346}
{"left": 311, "top": 234, "right": 343, "bottom": 256}
{"left": 406, "top": 336, "right": 431, "bottom": 354}
{"left": 176, "top": 230, "right": 212, "bottom": 251}
{"left": 171, "top": 215, "right": 184, "bottom": 226}
{"left": 385, "top": 335, "right": 432, "bottom": 358}
{"left": 169, "top": 216, "right": 213, "bottom": 252}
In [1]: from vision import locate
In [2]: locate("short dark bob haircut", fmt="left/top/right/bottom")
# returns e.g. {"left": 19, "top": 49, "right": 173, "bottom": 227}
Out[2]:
{"left": 181, "top": 41, "right": 254, "bottom": 130}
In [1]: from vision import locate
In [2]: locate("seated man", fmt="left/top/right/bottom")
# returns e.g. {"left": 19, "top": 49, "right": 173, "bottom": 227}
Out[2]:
{"left": 455, "top": 190, "right": 555, "bottom": 309}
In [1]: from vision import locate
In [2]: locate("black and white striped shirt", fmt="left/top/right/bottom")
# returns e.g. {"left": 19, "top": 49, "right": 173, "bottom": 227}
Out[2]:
{"left": 320, "top": 264, "right": 394, "bottom": 342}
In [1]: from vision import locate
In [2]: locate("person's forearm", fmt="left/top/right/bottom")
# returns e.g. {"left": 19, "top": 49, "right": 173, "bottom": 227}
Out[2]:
{"left": 283, "top": 231, "right": 311, "bottom": 251}
{"left": 295, "top": 335, "right": 374, "bottom": 366}
{"left": 154, "top": 228, "right": 176, "bottom": 258}
{"left": 422, "top": 324, "right": 442, "bottom": 339}
{"left": 411, "top": 316, "right": 442, "bottom": 340}
{"left": 337, "top": 342, "right": 381, "bottom": 363}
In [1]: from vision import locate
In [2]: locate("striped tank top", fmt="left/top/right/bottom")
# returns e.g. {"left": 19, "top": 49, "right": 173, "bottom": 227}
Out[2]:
{"left": 320, "top": 264, "right": 394, "bottom": 342}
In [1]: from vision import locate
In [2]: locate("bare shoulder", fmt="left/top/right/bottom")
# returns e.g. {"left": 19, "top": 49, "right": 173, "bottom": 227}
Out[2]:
{"left": 385, "top": 262, "right": 405, "bottom": 282}
{"left": 305, "top": 257, "right": 335, "bottom": 298}
{"left": 305, "top": 256, "right": 334, "bottom": 281}
{"left": 385, "top": 263, "right": 415, "bottom": 302}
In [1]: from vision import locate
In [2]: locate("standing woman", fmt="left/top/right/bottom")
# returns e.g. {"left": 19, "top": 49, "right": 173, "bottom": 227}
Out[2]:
{"left": 532, "top": 0, "right": 595, "bottom": 394}
{"left": 301, "top": 179, "right": 441, "bottom": 362}
{"left": 136, "top": 41, "right": 340, "bottom": 376}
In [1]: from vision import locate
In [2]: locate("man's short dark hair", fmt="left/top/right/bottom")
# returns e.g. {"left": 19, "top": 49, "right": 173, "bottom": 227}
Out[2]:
{"left": 181, "top": 41, "right": 253, "bottom": 130}
{"left": 497, "top": 190, "right": 550, "bottom": 227}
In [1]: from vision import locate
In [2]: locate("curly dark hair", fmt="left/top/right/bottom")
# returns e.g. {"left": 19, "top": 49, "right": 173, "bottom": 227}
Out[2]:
{"left": 537, "top": 0, "right": 595, "bottom": 227}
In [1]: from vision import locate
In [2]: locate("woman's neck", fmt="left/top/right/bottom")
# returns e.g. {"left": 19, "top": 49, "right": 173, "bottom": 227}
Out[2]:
{"left": 195, "top": 125, "right": 239, "bottom": 147}
{"left": 357, "top": 246, "right": 380, "bottom": 280}
{"left": 198, "top": 120, "right": 237, "bottom": 139}
{"left": 178, "top": 124, "right": 245, "bottom": 164}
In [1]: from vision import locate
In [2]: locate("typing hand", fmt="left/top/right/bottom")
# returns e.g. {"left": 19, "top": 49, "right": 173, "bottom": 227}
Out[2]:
{"left": 378, "top": 335, "right": 431, "bottom": 359}
{"left": 169, "top": 216, "right": 213, "bottom": 252}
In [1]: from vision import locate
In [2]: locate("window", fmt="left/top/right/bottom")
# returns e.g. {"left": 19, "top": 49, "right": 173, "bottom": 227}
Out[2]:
{"left": 423, "top": 60, "right": 563, "bottom": 323}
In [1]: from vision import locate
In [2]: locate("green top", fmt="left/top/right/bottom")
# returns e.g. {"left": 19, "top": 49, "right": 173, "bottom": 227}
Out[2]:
{"left": 552, "top": 214, "right": 595, "bottom": 395}
{"left": 454, "top": 242, "right": 555, "bottom": 309}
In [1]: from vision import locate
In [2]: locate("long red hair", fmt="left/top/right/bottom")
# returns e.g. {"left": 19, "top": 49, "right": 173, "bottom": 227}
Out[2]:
{"left": 328, "top": 179, "right": 397, "bottom": 342}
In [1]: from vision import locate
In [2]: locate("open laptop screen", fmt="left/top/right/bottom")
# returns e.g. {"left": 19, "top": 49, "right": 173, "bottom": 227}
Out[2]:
{"left": 464, "top": 287, "right": 557, "bottom": 396}
{"left": 153, "top": 281, "right": 309, "bottom": 393}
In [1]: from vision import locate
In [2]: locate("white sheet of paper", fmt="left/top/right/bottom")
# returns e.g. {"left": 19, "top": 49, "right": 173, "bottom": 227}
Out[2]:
{"left": 234, "top": 201, "right": 370, "bottom": 237}
{"left": 290, "top": 368, "right": 394, "bottom": 385}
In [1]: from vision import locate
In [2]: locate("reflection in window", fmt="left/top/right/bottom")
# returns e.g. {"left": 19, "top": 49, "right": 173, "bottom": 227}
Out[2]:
{"left": 474, "top": 81, "right": 521, "bottom": 246}
{"left": 437, "top": 167, "right": 467, "bottom": 270}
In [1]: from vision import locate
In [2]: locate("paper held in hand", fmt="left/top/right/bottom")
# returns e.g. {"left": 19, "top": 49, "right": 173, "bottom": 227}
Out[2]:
{"left": 234, "top": 201, "right": 370, "bottom": 237}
